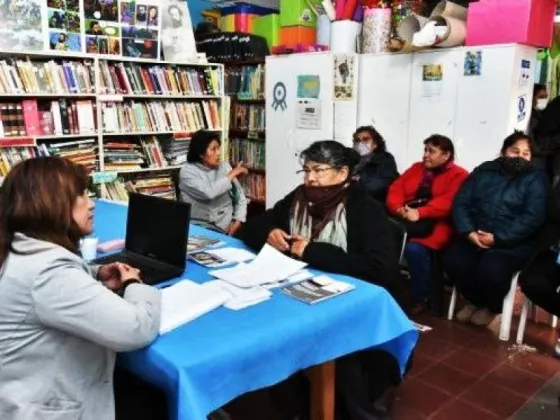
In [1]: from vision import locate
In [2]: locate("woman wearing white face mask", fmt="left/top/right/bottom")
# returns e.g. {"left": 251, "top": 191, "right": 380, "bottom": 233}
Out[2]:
{"left": 528, "top": 84, "right": 548, "bottom": 139}
{"left": 352, "top": 126, "right": 399, "bottom": 203}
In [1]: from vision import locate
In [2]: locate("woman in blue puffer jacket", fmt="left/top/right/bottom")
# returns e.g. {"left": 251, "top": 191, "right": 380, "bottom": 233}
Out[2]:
{"left": 444, "top": 131, "right": 549, "bottom": 327}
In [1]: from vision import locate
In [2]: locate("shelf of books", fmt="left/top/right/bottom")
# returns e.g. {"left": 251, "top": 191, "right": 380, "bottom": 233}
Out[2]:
{"left": 0, "top": 50, "right": 226, "bottom": 201}
{"left": 224, "top": 60, "right": 265, "bottom": 207}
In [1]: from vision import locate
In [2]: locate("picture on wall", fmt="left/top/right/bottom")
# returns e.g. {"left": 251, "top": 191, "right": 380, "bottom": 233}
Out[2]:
{"left": 84, "top": 0, "right": 121, "bottom": 55}
{"left": 120, "top": 0, "right": 160, "bottom": 59}
{"left": 160, "top": 0, "right": 196, "bottom": 62}
{"left": 0, "top": 0, "right": 44, "bottom": 52}
{"left": 47, "top": 0, "right": 83, "bottom": 52}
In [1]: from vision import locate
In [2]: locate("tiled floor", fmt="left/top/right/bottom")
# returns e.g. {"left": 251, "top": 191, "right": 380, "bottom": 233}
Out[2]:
{"left": 395, "top": 312, "right": 560, "bottom": 419}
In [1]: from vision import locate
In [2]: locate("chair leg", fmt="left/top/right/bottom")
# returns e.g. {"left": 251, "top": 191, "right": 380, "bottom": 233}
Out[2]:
{"left": 447, "top": 287, "right": 457, "bottom": 321}
{"left": 516, "top": 298, "right": 530, "bottom": 344}
{"left": 499, "top": 272, "right": 519, "bottom": 342}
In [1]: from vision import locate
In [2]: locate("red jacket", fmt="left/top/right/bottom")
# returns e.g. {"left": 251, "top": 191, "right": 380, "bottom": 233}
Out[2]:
{"left": 386, "top": 162, "right": 469, "bottom": 250}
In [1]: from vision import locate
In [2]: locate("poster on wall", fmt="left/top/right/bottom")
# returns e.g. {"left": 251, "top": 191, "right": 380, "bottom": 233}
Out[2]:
{"left": 84, "top": 0, "right": 121, "bottom": 55}
{"left": 120, "top": 0, "right": 160, "bottom": 59}
{"left": 160, "top": 0, "right": 196, "bottom": 62}
{"left": 333, "top": 54, "right": 354, "bottom": 101}
{"left": 421, "top": 64, "right": 443, "bottom": 99}
{"left": 0, "top": 0, "right": 44, "bottom": 52}
{"left": 47, "top": 0, "right": 83, "bottom": 52}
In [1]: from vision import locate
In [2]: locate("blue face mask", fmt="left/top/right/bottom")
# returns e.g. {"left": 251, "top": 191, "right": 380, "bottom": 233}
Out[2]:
{"left": 353, "top": 142, "right": 372, "bottom": 157}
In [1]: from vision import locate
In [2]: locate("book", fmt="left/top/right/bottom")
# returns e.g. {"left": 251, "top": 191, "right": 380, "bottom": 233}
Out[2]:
{"left": 188, "top": 251, "right": 228, "bottom": 268}
{"left": 281, "top": 275, "right": 355, "bottom": 305}
{"left": 187, "top": 235, "right": 225, "bottom": 254}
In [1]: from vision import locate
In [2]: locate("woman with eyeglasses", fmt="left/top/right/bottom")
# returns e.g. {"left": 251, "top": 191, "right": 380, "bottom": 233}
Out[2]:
{"left": 0, "top": 157, "right": 161, "bottom": 420}
{"left": 352, "top": 125, "right": 399, "bottom": 203}
{"left": 387, "top": 135, "right": 468, "bottom": 315}
{"left": 446, "top": 132, "right": 548, "bottom": 327}
{"left": 240, "top": 140, "right": 407, "bottom": 420}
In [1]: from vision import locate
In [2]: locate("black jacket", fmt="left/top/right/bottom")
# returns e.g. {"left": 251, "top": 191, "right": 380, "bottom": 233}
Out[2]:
{"left": 452, "top": 159, "right": 548, "bottom": 258}
{"left": 535, "top": 181, "right": 560, "bottom": 253}
{"left": 355, "top": 151, "right": 399, "bottom": 203}
{"left": 533, "top": 96, "right": 560, "bottom": 179}
{"left": 239, "top": 184, "right": 401, "bottom": 299}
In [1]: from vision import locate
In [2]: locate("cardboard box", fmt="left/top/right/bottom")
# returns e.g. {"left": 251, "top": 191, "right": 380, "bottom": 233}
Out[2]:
{"left": 253, "top": 14, "right": 280, "bottom": 48}
{"left": 465, "top": 0, "right": 556, "bottom": 48}
{"left": 279, "top": 0, "right": 319, "bottom": 27}
{"left": 280, "top": 25, "right": 316, "bottom": 46}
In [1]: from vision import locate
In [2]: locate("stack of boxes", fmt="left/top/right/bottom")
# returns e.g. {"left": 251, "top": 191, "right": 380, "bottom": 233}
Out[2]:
{"left": 279, "top": 0, "right": 319, "bottom": 48}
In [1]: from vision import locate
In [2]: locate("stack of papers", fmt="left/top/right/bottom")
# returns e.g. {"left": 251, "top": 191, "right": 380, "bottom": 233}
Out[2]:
{"left": 209, "top": 244, "right": 307, "bottom": 288}
{"left": 282, "top": 275, "right": 355, "bottom": 305}
{"left": 205, "top": 280, "right": 272, "bottom": 310}
{"left": 159, "top": 280, "right": 231, "bottom": 334}
{"left": 187, "top": 235, "right": 225, "bottom": 254}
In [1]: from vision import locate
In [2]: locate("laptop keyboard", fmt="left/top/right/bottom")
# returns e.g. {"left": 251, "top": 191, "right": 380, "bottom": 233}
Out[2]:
{"left": 94, "top": 254, "right": 167, "bottom": 284}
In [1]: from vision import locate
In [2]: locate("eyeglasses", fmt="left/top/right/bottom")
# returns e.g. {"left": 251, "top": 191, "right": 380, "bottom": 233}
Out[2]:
{"left": 296, "top": 166, "right": 338, "bottom": 177}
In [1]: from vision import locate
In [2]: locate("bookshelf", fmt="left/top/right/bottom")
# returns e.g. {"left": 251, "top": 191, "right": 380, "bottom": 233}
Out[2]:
{"left": 224, "top": 59, "right": 266, "bottom": 209}
{"left": 0, "top": 50, "right": 226, "bottom": 201}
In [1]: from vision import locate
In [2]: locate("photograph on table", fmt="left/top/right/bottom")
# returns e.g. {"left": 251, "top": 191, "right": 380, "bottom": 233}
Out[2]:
{"left": 160, "top": 0, "right": 196, "bottom": 62}
{"left": 0, "top": 0, "right": 44, "bottom": 51}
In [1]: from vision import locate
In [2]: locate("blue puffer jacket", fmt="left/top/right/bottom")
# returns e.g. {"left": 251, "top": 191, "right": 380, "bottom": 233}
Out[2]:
{"left": 452, "top": 159, "right": 549, "bottom": 257}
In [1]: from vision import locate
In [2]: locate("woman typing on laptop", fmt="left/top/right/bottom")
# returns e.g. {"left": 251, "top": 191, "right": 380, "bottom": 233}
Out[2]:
{"left": 0, "top": 157, "right": 161, "bottom": 420}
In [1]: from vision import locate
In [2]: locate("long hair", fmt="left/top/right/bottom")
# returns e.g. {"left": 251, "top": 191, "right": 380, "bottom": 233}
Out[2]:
{"left": 0, "top": 157, "right": 89, "bottom": 267}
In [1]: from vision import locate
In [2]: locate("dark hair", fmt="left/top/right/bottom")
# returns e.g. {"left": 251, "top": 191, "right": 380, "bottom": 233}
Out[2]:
{"left": 500, "top": 131, "right": 533, "bottom": 155}
{"left": 533, "top": 83, "right": 546, "bottom": 95}
{"left": 0, "top": 157, "right": 89, "bottom": 267}
{"left": 168, "top": 4, "right": 182, "bottom": 15}
{"left": 424, "top": 134, "right": 455, "bottom": 161}
{"left": 354, "top": 125, "right": 387, "bottom": 152}
{"left": 300, "top": 140, "right": 360, "bottom": 179}
{"left": 187, "top": 130, "right": 221, "bottom": 163}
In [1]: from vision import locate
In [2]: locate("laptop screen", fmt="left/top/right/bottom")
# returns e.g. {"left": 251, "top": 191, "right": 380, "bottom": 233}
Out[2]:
{"left": 125, "top": 193, "right": 191, "bottom": 269}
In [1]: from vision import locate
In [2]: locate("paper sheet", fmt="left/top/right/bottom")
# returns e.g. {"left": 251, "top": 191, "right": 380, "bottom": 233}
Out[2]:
{"left": 209, "top": 247, "right": 257, "bottom": 263}
{"left": 159, "top": 280, "right": 231, "bottom": 334}
{"left": 205, "top": 280, "right": 272, "bottom": 310}
{"left": 209, "top": 244, "right": 308, "bottom": 288}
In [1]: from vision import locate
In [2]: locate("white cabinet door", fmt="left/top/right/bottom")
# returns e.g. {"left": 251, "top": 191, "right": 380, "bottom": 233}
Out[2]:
{"left": 357, "top": 53, "right": 412, "bottom": 172}
{"left": 406, "top": 49, "right": 462, "bottom": 168}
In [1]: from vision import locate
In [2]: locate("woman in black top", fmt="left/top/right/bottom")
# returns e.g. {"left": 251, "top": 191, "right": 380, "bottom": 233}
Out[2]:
{"left": 352, "top": 125, "right": 399, "bottom": 203}
{"left": 240, "top": 140, "right": 408, "bottom": 420}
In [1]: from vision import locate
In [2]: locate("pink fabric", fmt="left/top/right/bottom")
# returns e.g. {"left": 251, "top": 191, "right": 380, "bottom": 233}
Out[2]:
{"left": 465, "top": 0, "right": 556, "bottom": 48}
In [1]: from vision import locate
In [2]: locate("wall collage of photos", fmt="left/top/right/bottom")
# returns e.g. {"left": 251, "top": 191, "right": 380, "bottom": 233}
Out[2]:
{"left": 0, "top": 0, "right": 195, "bottom": 60}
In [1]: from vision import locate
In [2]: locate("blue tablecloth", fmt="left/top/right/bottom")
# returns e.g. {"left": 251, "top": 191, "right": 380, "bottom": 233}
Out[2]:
{"left": 93, "top": 200, "right": 418, "bottom": 420}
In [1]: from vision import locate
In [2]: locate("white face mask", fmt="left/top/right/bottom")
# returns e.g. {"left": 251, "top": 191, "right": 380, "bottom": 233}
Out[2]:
{"left": 535, "top": 98, "right": 548, "bottom": 111}
{"left": 353, "top": 142, "right": 372, "bottom": 156}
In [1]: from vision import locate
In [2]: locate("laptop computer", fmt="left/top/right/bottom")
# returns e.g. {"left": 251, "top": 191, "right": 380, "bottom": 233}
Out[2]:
{"left": 94, "top": 193, "right": 191, "bottom": 285}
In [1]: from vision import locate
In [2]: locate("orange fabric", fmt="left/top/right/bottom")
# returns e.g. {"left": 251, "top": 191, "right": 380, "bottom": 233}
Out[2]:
{"left": 386, "top": 162, "right": 469, "bottom": 250}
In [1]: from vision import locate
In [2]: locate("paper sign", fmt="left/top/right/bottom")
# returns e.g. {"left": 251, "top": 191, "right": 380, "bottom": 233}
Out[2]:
{"left": 464, "top": 51, "right": 482, "bottom": 76}
{"left": 517, "top": 95, "right": 527, "bottom": 122}
{"left": 297, "top": 75, "right": 320, "bottom": 98}
{"left": 421, "top": 64, "right": 443, "bottom": 99}
{"left": 333, "top": 54, "right": 355, "bottom": 101}
{"left": 518, "top": 60, "right": 531, "bottom": 88}
{"left": 296, "top": 99, "right": 321, "bottom": 130}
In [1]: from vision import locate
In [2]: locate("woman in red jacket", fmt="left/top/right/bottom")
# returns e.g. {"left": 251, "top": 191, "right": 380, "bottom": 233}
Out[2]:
{"left": 387, "top": 135, "right": 468, "bottom": 314}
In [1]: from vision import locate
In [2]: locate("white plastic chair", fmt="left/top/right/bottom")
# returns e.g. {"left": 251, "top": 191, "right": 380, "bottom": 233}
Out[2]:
{"left": 448, "top": 272, "right": 558, "bottom": 342}
{"left": 447, "top": 272, "right": 520, "bottom": 341}
{"left": 516, "top": 296, "right": 558, "bottom": 344}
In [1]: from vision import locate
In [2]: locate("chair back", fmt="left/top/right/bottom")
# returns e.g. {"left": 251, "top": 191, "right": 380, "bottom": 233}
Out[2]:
{"left": 387, "top": 217, "right": 407, "bottom": 264}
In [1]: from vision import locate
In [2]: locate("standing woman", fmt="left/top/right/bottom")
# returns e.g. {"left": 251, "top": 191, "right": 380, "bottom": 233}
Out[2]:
{"left": 0, "top": 157, "right": 161, "bottom": 420}
{"left": 445, "top": 132, "right": 548, "bottom": 326}
{"left": 352, "top": 125, "right": 399, "bottom": 202}
{"left": 179, "top": 130, "right": 248, "bottom": 235}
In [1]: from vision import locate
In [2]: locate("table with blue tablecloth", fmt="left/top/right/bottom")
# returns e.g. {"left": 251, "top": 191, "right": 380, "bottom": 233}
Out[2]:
{"left": 93, "top": 200, "right": 418, "bottom": 420}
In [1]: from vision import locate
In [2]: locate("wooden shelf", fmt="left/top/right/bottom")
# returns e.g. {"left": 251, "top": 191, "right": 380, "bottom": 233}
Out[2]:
{"left": 111, "top": 166, "right": 183, "bottom": 174}
{"left": 0, "top": 93, "right": 96, "bottom": 98}
{"left": 232, "top": 98, "right": 265, "bottom": 103}
{"left": 219, "top": 59, "right": 265, "bottom": 66}
{"left": 98, "top": 93, "right": 222, "bottom": 100}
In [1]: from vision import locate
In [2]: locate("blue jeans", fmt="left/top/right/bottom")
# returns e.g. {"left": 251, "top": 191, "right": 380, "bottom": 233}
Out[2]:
{"left": 405, "top": 242, "right": 432, "bottom": 300}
